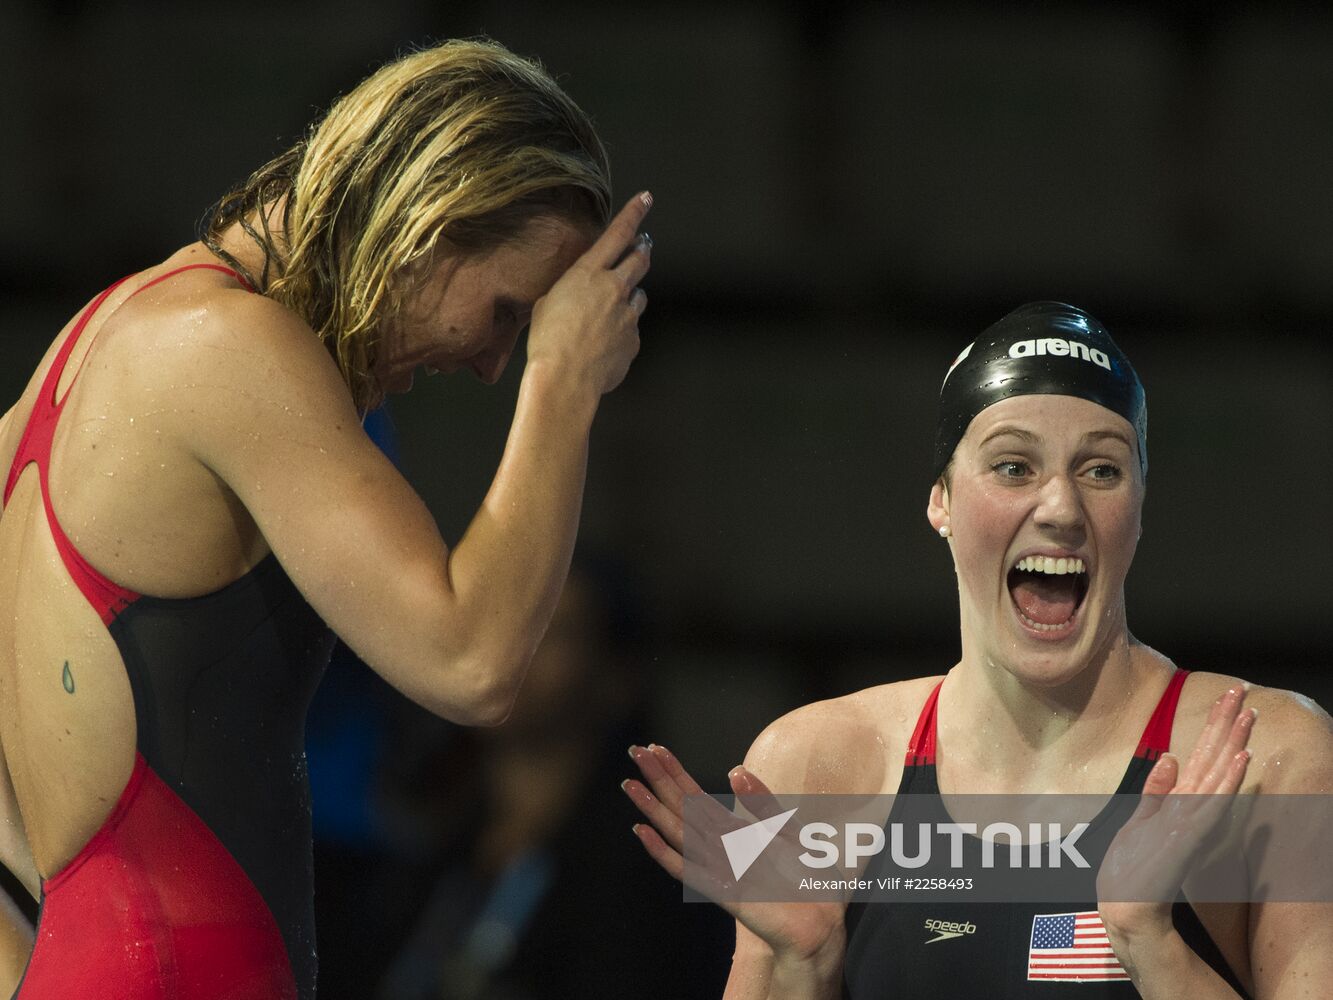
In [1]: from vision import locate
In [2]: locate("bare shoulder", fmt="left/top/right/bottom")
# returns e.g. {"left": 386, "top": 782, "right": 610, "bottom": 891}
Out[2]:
{"left": 743, "top": 674, "right": 945, "bottom": 796}
{"left": 130, "top": 278, "right": 346, "bottom": 404}
{"left": 115, "top": 275, "right": 365, "bottom": 467}
{"left": 1175, "top": 669, "right": 1332, "bottom": 793}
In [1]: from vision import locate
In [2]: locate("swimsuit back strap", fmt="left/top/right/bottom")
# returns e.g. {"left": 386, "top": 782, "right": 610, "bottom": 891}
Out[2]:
{"left": 1, "top": 263, "right": 253, "bottom": 624}
{"left": 3, "top": 277, "right": 133, "bottom": 506}
{"left": 4, "top": 263, "right": 252, "bottom": 507}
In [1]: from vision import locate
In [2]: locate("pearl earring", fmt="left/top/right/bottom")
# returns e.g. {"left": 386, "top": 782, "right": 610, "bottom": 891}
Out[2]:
{"left": 938, "top": 525, "right": 951, "bottom": 538}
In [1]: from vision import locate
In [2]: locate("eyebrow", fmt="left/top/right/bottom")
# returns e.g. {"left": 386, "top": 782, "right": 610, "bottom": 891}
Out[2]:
{"left": 979, "top": 426, "right": 1039, "bottom": 448}
{"left": 978, "top": 425, "right": 1133, "bottom": 450}
{"left": 1080, "top": 429, "right": 1134, "bottom": 449}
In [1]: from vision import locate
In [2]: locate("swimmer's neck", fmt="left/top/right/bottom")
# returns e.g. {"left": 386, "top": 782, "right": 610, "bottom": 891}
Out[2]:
{"left": 196, "top": 195, "right": 290, "bottom": 289}
{"left": 937, "top": 636, "right": 1169, "bottom": 783}
{"left": 213, "top": 204, "right": 289, "bottom": 280}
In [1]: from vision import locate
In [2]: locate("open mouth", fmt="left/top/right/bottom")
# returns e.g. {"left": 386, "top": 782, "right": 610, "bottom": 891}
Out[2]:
{"left": 1007, "top": 555, "right": 1090, "bottom": 634}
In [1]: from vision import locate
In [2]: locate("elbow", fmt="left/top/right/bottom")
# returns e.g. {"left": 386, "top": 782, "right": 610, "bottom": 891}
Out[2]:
{"left": 460, "top": 685, "right": 518, "bottom": 728}
{"left": 434, "top": 651, "right": 526, "bottom": 727}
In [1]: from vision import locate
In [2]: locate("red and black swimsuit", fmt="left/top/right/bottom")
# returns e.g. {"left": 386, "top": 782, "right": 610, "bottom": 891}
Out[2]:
{"left": 3, "top": 266, "right": 335, "bottom": 1000}
{"left": 842, "top": 669, "right": 1253, "bottom": 999}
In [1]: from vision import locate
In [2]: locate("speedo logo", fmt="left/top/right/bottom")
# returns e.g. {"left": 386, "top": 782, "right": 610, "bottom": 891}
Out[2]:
{"left": 924, "top": 918, "right": 977, "bottom": 944}
{"left": 1008, "top": 338, "right": 1111, "bottom": 370}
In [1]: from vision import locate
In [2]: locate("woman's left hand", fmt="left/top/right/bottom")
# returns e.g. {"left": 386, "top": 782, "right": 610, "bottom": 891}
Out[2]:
{"left": 1097, "top": 685, "right": 1256, "bottom": 944}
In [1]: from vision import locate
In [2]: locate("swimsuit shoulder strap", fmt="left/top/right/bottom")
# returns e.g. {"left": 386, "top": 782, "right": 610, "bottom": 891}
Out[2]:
{"left": 903, "top": 679, "right": 944, "bottom": 768}
{"left": 1134, "top": 667, "right": 1190, "bottom": 761}
{"left": 899, "top": 668, "right": 1189, "bottom": 789}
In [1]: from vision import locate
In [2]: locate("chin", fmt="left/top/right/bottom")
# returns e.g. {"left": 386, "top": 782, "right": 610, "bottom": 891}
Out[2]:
{"left": 996, "top": 652, "right": 1090, "bottom": 690}
{"left": 996, "top": 609, "right": 1125, "bottom": 689}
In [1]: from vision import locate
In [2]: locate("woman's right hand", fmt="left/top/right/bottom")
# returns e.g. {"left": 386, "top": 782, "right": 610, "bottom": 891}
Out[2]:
{"left": 622, "top": 744, "right": 846, "bottom": 974}
{"left": 526, "top": 191, "right": 653, "bottom": 399}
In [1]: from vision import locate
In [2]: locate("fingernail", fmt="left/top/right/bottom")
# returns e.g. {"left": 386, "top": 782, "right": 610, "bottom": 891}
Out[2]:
{"left": 638, "top": 232, "right": 654, "bottom": 251}
{"left": 620, "top": 779, "right": 631, "bottom": 792}
{"left": 627, "top": 745, "right": 641, "bottom": 760}
{"left": 639, "top": 191, "right": 653, "bottom": 208}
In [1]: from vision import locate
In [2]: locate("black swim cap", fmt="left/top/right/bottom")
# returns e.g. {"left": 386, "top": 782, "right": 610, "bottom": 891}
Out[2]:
{"left": 932, "top": 302, "right": 1146, "bottom": 481}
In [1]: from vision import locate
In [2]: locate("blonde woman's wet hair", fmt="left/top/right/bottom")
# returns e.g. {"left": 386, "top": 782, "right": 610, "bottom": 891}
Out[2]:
{"left": 201, "top": 38, "right": 612, "bottom": 411}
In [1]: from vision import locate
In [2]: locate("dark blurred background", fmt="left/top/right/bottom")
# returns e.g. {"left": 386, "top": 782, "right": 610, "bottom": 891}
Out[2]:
{"left": 2, "top": 1, "right": 1330, "bottom": 996}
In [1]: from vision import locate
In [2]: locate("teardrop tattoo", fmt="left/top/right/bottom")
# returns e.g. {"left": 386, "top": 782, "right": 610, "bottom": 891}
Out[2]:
{"left": 62, "top": 661, "right": 75, "bottom": 694}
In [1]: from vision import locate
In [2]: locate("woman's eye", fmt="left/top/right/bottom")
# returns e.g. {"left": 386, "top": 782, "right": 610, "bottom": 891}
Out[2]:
{"left": 1088, "top": 463, "right": 1122, "bottom": 481}
{"left": 991, "top": 460, "right": 1030, "bottom": 478}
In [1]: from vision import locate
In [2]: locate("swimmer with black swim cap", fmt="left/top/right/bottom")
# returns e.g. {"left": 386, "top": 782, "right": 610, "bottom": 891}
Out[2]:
{"left": 932, "top": 302, "right": 1148, "bottom": 636}
{"left": 626, "top": 298, "right": 1333, "bottom": 998}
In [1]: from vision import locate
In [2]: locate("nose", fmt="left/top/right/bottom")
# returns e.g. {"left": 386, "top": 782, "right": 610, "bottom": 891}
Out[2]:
{"left": 1033, "top": 472, "right": 1086, "bottom": 535}
{"left": 472, "top": 319, "right": 526, "bottom": 384}
{"left": 471, "top": 346, "right": 513, "bottom": 385}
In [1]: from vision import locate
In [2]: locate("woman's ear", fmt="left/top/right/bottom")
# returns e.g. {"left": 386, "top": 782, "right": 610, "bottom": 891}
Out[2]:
{"left": 927, "top": 480, "right": 951, "bottom": 538}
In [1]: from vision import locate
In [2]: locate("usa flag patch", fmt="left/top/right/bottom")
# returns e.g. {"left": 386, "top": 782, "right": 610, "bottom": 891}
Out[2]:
{"left": 1027, "top": 911, "right": 1129, "bottom": 982}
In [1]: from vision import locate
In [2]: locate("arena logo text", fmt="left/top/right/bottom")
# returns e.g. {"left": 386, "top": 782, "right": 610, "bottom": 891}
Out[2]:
{"left": 1008, "top": 338, "right": 1111, "bottom": 369}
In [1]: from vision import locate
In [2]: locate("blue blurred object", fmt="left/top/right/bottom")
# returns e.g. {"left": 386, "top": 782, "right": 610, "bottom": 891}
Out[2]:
{"left": 306, "top": 404, "right": 400, "bottom": 848}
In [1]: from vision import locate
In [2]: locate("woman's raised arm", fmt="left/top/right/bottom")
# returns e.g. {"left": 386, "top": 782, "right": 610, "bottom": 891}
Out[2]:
{"left": 177, "top": 193, "right": 651, "bottom": 725}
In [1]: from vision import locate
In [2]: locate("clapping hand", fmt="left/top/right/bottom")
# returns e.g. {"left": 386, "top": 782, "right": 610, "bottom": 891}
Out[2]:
{"left": 1098, "top": 686, "right": 1255, "bottom": 941}
{"left": 622, "top": 744, "right": 845, "bottom": 965}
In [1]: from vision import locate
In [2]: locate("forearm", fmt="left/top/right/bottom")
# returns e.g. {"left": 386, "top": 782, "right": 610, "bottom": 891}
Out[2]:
{"left": 1108, "top": 925, "right": 1242, "bottom": 1000}
{"left": 0, "top": 889, "right": 32, "bottom": 998}
{"left": 441, "top": 361, "right": 598, "bottom": 720}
